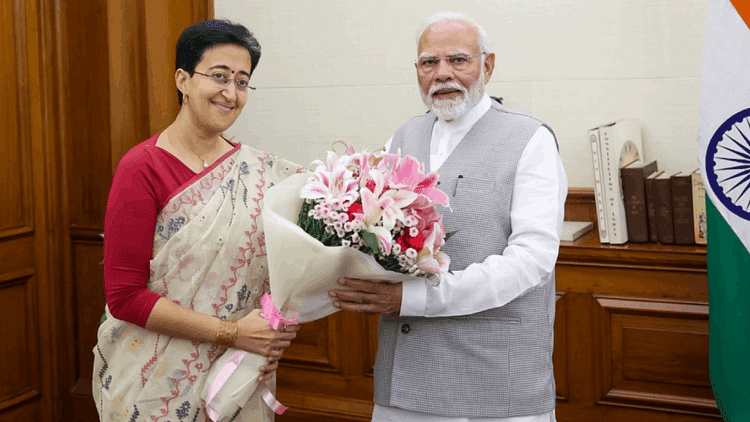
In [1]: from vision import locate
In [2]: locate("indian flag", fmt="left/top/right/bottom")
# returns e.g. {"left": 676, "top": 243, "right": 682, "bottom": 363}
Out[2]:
{"left": 698, "top": 0, "right": 750, "bottom": 420}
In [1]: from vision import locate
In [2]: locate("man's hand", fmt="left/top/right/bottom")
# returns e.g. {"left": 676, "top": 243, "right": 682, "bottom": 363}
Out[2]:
{"left": 328, "top": 277, "right": 402, "bottom": 316}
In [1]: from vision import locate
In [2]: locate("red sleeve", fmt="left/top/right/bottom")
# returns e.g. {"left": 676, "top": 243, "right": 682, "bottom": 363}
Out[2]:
{"left": 103, "top": 147, "right": 162, "bottom": 327}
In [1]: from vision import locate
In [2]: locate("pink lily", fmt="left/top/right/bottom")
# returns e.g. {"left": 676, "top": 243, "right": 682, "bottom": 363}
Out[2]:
{"left": 388, "top": 155, "right": 450, "bottom": 207}
{"left": 300, "top": 162, "right": 359, "bottom": 207}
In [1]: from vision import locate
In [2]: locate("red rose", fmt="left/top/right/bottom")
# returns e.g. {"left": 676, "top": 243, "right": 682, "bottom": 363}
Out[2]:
{"left": 347, "top": 202, "right": 363, "bottom": 221}
{"left": 407, "top": 231, "right": 425, "bottom": 250}
{"left": 395, "top": 234, "right": 410, "bottom": 252}
{"left": 366, "top": 180, "right": 376, "bottom": 192}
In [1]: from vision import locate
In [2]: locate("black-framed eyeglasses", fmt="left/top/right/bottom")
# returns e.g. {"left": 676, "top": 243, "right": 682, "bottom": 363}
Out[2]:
{"left": 194, "top": 71, "right": 256, "bottom": 92}
{"left": 416, "top": 53, "right": 485, "bottom": 73}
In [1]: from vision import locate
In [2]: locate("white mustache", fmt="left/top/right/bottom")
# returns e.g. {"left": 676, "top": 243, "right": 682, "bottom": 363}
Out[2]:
{"left": 428, "top": 82, "right": 466, "bottom": 97}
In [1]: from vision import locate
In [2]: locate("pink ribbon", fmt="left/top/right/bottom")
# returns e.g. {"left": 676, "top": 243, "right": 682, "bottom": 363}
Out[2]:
{"left": 204, "top": 293, "right": 297, "bottom": 420}
{"left": 260, "top": 293, "right": 298, "bottom": 329}
{"left": 205, "top": 350, "right": 246, "bottom": 421}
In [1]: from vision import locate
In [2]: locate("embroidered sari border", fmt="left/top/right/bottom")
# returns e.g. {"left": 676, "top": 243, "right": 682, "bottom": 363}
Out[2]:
{"left": 159, "top": 143, "right": 242, "bottom": 210}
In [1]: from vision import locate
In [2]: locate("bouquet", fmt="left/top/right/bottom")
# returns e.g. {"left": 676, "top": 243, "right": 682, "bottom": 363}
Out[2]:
{"left": 202, "top": 141, "right": 451, "bottom": 420}
{"left": 297, "top": 140, "right": 451, "bottom": 277}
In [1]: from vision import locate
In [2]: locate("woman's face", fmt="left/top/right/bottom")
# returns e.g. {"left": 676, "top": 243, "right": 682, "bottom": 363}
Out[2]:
{"left": 179, "top": 43, "right": 253, "bottom": 134}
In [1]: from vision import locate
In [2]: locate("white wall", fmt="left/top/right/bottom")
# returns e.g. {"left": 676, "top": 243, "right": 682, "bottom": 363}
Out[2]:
{"left": 215, "top": 0, "right": 708, "bottom": 187}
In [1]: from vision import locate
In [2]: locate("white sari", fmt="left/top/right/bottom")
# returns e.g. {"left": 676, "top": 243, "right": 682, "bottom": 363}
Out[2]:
{"left": 93, "top": 145, "right": 301, "bottom": 422}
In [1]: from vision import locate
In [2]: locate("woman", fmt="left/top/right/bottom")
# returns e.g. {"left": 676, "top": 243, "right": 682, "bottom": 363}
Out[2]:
{"left": 93, "top": 19, "right": 300, "bottom": 421}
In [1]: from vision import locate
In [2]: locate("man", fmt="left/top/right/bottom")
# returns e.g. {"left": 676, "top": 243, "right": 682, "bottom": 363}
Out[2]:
{"left": 329, "top": 12, "right": 567, "bottom": 422}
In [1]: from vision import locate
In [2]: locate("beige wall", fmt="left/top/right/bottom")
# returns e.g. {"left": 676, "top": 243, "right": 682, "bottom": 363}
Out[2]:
{"left": 215, "top": 0, "right": 708, "bottom": 187}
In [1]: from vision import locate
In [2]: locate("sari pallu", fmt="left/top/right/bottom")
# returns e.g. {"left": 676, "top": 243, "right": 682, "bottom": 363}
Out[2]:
{"left": 93, "top": 145, "right": 301, "bottom": 422}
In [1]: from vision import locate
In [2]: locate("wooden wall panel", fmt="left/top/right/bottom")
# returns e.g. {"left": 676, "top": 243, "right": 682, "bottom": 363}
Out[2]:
{"left": 69, "top": 239, "right": 106, "bottom": 398}
{"left": 65, "top": 0, "right": 112, "bottom": 229}
{"left": 283, "top": 313, "right": 342, "bottom": 372}
{"left": 0, "top": 0, "right": 27, "bottom": 234}
{"left": 0, "top": 278, "right": 39, "bottom": 410}
{"left": 0, "top": 1, "right": 50, "bottom": 421}
{"left": 593, "top": 297, "right": 716, "bottom": 417}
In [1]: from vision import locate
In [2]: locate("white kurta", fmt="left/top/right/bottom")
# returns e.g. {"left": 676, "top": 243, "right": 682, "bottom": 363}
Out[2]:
{"left": 377, "top": 93, "right": 567, "bottom": 422}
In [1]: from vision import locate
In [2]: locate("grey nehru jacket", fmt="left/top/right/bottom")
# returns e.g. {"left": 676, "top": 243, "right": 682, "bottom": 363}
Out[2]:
{"left": 374, "top": 101, "right": 557, "bottom": 418}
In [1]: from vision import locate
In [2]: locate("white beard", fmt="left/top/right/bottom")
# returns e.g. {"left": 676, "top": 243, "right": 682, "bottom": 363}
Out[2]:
{"left": 421, "top": 71, "right": 486, "bottom": 122}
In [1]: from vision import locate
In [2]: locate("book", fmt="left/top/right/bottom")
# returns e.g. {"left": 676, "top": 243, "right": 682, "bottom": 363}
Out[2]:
{"left": 561, "top": 221, "right": 595, "bottom": 242}
{"left": 692, "top": 169, "right": 707, "bottom": 245}
{"left": 588, "top": 128, "right": 610, "bottom": 243}
{"left": 653, "top": 172, "right": 675, "bottom": 244}
{"left": 620, "top": 160, "right": 659, "bottom": 242}
{"left": 599, "top": 119, "right": 643, "bottom": 244}
{"left": 645, "top": 171, "right": 662, "bottom": 242}
{"left": 671, "top": 171, "right": 695, "bottom": 244}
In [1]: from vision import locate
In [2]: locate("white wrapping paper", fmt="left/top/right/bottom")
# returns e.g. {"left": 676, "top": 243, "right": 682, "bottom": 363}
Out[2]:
{"left": 202, "top": 172, "right": 417, "bottom": 419}
{"left": 263, "top": 173, "right": 416, "bottom": 321}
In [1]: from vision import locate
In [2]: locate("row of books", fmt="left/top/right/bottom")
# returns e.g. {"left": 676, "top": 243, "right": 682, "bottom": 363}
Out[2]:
{"left": 621, "top": 163, "right": 707, "bottom": 245}
{"left": 589, "top": 119, "right": 707, "bottom": 245}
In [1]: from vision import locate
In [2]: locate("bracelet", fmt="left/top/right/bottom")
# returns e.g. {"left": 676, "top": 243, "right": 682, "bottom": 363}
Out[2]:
{"left": 215, "top": 319, "right": 238, "bottom": 348}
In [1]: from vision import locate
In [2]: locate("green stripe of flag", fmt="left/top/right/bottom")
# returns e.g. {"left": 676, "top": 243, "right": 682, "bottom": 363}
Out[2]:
{"left": 708, "top": 196, "right": 750, "bottom": 421}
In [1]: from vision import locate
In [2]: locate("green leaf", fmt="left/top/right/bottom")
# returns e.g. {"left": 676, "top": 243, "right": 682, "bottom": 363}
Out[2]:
{"left": 444, "top": 230, "right": 458, "bottom": 242}
{"left": 361, "top": 231, "right": 379, "bottom": 253}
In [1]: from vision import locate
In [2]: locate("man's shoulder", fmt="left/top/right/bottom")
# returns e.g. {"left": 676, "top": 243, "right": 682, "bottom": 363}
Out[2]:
{"left": 392, "top": 111, "right": 435, "bottom": 135}
{"left": 487, "top": 101, "right": 545, "bottom": 126}
{"left": 400, "top": 110, "right": 435, "bottom": 126}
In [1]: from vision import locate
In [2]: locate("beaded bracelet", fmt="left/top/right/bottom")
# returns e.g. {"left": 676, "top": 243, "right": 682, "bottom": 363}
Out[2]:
{"left": 215, "top": 319, "right": 238, "bottom": 348}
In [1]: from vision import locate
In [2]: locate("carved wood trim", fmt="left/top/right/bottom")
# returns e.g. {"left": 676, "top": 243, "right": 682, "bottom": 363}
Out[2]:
{"left": 0, "top": 269, "right": 35, "bottom": 286}
{"left": 277, "top": 391, "right": 373, "bottom": 422}
{"left": 11, "top": 0, "right": 35, "bottom": 233}
{"left": 32, "top": 0, "right": 73, "bottom": 419}
{"left": 0, "top": 390, "right": 40, "bottom": 413}
{"left": 69, "top": 226, "right": 105, "bottom": 241}
{"left": 0, "top": 226, "right": 33, "bottom": 241}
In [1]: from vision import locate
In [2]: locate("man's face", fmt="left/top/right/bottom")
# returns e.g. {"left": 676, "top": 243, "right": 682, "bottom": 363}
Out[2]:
{"left": 416, "top": 21, "right": 495, "bottom": 121}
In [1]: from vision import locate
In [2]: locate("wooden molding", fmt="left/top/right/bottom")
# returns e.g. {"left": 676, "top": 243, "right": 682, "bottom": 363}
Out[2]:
{"left": 0, "top": 391, "right": 40, "bottom": 414}
{"left": 554, "top": 293, "right": 569, "bottom": 401}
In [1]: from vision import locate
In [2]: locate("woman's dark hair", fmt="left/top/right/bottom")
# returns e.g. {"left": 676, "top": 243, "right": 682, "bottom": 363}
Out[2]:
{"left": 175, "top": 19, "right": 261, "bottom": 104}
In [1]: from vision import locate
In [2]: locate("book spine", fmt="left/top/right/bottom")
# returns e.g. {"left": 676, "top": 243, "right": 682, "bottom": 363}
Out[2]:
{"left": 672, "top": 175, "right": 695, "bottom": 244}
{"left": 589, "top": 129, "right": 609, "bottom": 243}
{"left": 621, "top": 168, "right": 649, "bottom": 242}
{"left": 601, "top": 125, "right": 628, "bottom": 244}
{"left": 645, "top": 175, "right": 660, "bottom": 242}
{"left": 692, "top": 174, "right": 707, "bottom": 245}
{"left": 654, "top": 178, "right": 675, "bottom": 244}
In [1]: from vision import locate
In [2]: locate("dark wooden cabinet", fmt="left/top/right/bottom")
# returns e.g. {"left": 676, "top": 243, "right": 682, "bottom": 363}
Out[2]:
{"left": 275, "top": 190, "right": 719, "bottom": 422}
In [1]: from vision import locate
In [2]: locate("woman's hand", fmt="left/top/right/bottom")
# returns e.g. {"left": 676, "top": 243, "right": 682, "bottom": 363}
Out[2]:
{"left": 234, "top": 309, "right": 300, "bottom": 382}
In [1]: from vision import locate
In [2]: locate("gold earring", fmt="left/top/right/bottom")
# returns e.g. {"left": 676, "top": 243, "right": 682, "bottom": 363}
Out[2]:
{"left": 184, "top": 94, "right": 189, "bottom": 105}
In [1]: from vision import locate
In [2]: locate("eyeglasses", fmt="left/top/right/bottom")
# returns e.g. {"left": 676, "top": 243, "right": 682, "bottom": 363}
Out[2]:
{"left": 194, "top": 71, "right": 256, "bottom": 92}
{"left": 416, "top": 53, "right": 485, "bottom": 73}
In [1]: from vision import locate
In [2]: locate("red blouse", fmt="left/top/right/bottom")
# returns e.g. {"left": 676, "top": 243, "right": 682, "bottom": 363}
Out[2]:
{"left": 103, "top": 134, "right": 238, "bottom": 327}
